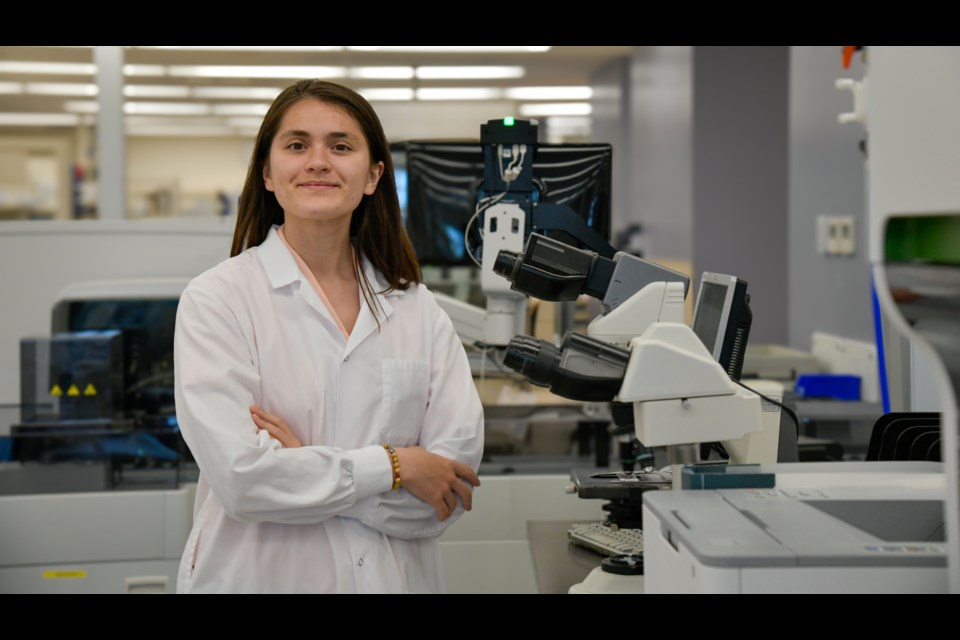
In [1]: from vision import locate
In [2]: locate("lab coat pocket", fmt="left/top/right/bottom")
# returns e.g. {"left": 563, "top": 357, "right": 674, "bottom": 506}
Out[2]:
{"left": 381, "top": 359, "right": 430, "bottom": 446}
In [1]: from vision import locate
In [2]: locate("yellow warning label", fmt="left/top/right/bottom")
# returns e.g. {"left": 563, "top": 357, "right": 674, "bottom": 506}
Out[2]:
{"left": 67, "top": 384, "right": 80, "bottom": 397}
{"left": 43, "top": 570, "right": 87, "bottom": 579}
{"left": 50, "top": 384, "right": 63, "bottom": 396}
{"left": 83, "top": 384, "right": 97, "bottom": 396}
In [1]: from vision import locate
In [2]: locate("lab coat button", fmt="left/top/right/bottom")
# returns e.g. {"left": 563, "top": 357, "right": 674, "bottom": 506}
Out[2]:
{"left": 344, "top": 355, "right": 350, "bottom": 362}
{"left": 357, "top": 557, "right": 364, "bottom": 567}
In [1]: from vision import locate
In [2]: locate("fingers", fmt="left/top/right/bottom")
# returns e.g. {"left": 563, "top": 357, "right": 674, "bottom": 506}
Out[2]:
{"left": 452, "top": 461, "right": 481, "bottom": 487}
{"left": 250, "top": 404, "right": 285, "bottom": 427}
{"left": 250, "top": 406, "right": 301, "bottom": 448}
{"left": 252, "top": 414, "right": 290, "bottom": 447}
{"left": 441, "top": 493, "right": 458, "bottom": 521}
{"left": 450, "top": 476, "right": 473, "bottom": 511}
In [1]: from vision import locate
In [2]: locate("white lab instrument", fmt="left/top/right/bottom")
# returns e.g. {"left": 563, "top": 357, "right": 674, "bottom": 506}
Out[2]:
{"left": 642, "top": 462, "right": 947, "bottom": 593}
{"left": 637, "top": 45, "right": 960, "bottom": 594}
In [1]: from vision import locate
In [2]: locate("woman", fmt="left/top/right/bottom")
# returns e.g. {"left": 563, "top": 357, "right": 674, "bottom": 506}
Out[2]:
{"left": 174, "top": 79, "right": 484, "bottom": 593}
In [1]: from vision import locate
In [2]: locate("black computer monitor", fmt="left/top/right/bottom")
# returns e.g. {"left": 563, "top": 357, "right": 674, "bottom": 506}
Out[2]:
{"left": 691, "top": 272, "right": 752, "bottom": 382}
{"left": 391, "top": 140, "right": 612, "bottom": 267}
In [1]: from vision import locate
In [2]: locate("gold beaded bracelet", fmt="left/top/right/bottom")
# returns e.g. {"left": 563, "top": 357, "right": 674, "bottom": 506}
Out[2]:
{"left": 383, "top": 444, "right": 401, "bottom": 491}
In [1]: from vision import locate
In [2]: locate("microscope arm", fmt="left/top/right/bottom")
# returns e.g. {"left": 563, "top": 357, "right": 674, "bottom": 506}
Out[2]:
{"left": 616, "top": 323, "right": 771, "bottom": 459}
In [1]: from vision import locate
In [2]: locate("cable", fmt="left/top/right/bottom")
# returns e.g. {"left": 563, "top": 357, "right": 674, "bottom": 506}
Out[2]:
{"left": 464, "top": 190, "right": 509, "bottom": 267}
{"left": 731, "top": 378, "right": 801, "bottom": 438}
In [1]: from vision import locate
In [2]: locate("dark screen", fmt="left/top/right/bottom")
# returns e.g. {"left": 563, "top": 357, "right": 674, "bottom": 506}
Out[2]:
{"left": 394, "top": 141, "right": 612, "bottom": 267}
{"left": 692, "top": 281, "right": 727, "bottom": 356}
{"left": 55, "top": 299, "right": 179, "bottom": 416}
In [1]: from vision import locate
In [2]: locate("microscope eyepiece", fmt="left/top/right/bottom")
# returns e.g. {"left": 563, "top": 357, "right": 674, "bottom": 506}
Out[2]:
{"left": 503, "top": 332, "right": 631, "bottom": 402}
{"left": 502, "top": 335, "right": 559, "bottom": 385}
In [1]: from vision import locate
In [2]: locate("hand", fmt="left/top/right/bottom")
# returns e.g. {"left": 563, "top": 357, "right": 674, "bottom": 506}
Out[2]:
{"left": 250, "top": 405, "right": 302, "bottom": 448}
{"left": 394, "top": 446, "right": 481, "bottom": 522}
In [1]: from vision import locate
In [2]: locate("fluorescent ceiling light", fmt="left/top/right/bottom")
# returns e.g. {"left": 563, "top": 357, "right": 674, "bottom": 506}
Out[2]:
{"left": 0, "top": 82, "right": 24, "bottom": 94}
{"left": 211, "top": 103, "right": 271, "bottom": 116}
{"left": 27, "top": 82, "right": 97, "bottom": 96}
{"left": 543, "top": 116, "right": 592, "bottom": 132}
{"left": 348, "top": 46, "right": 550, "bottom": 53}
{"left": 348, "top": 67, "right": 414, "bottom": 80}
{"left": 416, "top": 66, "right": 525, "bottom": 79}
{"left": 125, "top": 85, "right": 191, "bottom": 98}
{"left": 127, "top": 125, "right": 238, "bottom": 137}
{"left": 123, "top": 65, "right": 167, "bottom": 77}
{"left": 64, "top": 100, "right": 99, "bottom": 114}
{"left": 67, "top": 101, "right": 269, "bottom": 116}
{"left": 126, "top": 116, "right": 226, "bottom": 127}
{"left": 358, "top": 88, "right": 415, "bottom": 101}
{"left": 519, "top": 102, "right": 592, "bottom": 116}
{"left": 505, "top": 86, "right": 593, "bottom": 100}
{"left": 192, "top": 86, "right": 281, "bottom": 100}
{"left": 136, "top": 46, "right": 344, "bottom": 52}
{"left": 125, "top": 102, "right": 211, "bottom": 115}
{"left": 167, "top": 65, "right": 346, "bottom": 79}
{"left": 226, "top": 117, "right": 265, "bottom": 128}
{"left": 416, "top": 88, "right": 503, "bottom": 101}
{"left": 0, "top": 61, "right": 95, "bottom": 75}
{"left": 0, "top": 112, "right": 80, "bottom": 126}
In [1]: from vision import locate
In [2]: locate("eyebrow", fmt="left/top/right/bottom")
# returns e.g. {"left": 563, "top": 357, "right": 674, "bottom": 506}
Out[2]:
{"left": 277, "top": 129, "right": 358, "bottom": 141}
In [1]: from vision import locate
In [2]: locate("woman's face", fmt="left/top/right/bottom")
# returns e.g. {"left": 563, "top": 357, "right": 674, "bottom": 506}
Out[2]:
{"left": 263, "top": 98, "right": 384, "bottom": 225}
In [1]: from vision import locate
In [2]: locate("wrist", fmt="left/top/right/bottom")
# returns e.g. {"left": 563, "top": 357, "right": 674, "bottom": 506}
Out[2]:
{"left": 383, "top": 444, "right": 401, "bottom": 491}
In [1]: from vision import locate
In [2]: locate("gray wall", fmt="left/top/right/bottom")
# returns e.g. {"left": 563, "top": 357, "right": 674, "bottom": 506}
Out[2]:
{"left": 590, "top": 57, "right": 630, "bottom": 239}
{"left": 624, "top": 46, "right": 694, "bottom": 263}
{"left": 590, "top": 46, "right": 872, "bottom": 349}
{"left": 693, "top": 46, "right": 790, "bottom": 344}
{"left": 788, "top": 46, "right": 873, "bottom": 349}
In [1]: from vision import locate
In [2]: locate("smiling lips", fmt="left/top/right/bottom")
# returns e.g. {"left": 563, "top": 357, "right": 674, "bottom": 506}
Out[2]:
{"left": 299, "top": 181, "right": 338, "bottom": 189}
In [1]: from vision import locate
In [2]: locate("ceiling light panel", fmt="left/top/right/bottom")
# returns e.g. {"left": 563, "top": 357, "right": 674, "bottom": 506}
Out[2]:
{"left": 0, "top": 113, "right": 81, "bottom": 125}
{"left": 135, "top": 46, "right": 344, "bottom": 52}
{"left": 64, "top": 100, "right": 99, "bottom": 113}
{"left": 347, "top": 46, "right": 550, "bottom": 53}
{"left": 358, "top": 88, "right": 415, "bottom": 101}
{"left": 518, "top": 102, "right": 593, "bottom": 116}
{"left": 505, "top": 86, "right": 593, "bottom": 100}
{"left": 416, "top": 88, "right": 503, "bottom": 100}
{"left": 211, "top": 103, "right": 271, "bottom": 116}
{"left": 123, "top": 65, "right": 167, "bottom": 77}
{"left": 166, "top": 65, "right": 346, "bottom": 79}
{"left": 416, "top": 66, "right": 525, "bottom": 79}
{"left": 348, "top": 67, "right": 415, "bottom": 79}
{"left": 191, "top": 86, "right": 282, "bottom": 100}
{"left": 125, "top": 102, "right": 211, "bottom": 115}
{"left": 125, "top": 85, "right": 191, "bottom": 98}
{"left": 0, "top": 61, "right": 95, "bottom": 75}
{"left": 26, "top": 82, "right": 97, "bottom": 96}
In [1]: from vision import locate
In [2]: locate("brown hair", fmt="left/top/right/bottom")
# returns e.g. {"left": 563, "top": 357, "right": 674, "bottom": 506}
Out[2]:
{"left": 231, "top": 79, "right": 421, "bottom": 309}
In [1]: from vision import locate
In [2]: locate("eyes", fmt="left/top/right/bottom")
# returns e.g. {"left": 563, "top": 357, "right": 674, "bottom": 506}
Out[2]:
{"left": 284, "top": 141, "right": 353, "bottom": 153}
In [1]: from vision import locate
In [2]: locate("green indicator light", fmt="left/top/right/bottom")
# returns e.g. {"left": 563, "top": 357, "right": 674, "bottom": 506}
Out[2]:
{"left": 503, "top": 117, "right": 515, "bottom": 126}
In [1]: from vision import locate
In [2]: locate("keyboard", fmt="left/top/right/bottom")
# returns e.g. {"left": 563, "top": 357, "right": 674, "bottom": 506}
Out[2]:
{"left": 566, "top": 522, "right": 644, "bottom": 557}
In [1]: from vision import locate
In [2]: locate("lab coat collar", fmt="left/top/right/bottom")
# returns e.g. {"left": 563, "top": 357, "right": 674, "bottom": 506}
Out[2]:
{"left": 258, "top": 225, "right": 301, "bottom": 290}
{"left": 257, "top": 225, "right": 404, "bottom": 352}
{"left": 258, "top": 225, "right": 407, "bottom": 303}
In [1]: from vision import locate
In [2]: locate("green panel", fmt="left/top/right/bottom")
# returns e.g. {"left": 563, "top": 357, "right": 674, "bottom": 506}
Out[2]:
{"left": 885, "top": 215, "right": 960, "bottom": 264}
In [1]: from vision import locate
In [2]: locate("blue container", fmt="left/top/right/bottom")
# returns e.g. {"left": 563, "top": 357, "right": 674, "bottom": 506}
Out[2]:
{"left": 680, "top": 464, "right": 775, "bottom": 490}
{"left": 795, "top": 374, "right": 861, "bottom": 401}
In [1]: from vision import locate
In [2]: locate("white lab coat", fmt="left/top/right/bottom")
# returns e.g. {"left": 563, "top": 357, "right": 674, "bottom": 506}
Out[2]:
{"left": 174, "top": 226, "right": 484, "bottom": 593}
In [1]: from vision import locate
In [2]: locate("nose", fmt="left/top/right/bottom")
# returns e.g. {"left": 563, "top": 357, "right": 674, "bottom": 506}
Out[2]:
{"left": 304, "top": 146, "right": 331, "bottom": 172}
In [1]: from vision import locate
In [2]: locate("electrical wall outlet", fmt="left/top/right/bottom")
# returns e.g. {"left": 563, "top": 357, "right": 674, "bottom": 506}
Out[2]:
{"left": 817, "top": 215, "right": 856, "bottom": 256}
